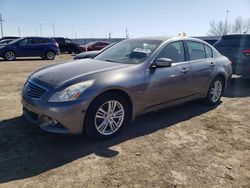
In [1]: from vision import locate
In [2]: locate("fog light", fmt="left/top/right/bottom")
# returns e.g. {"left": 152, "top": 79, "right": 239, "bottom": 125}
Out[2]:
{"left": 49, "top": 118, "right": 58, "bottom": 126}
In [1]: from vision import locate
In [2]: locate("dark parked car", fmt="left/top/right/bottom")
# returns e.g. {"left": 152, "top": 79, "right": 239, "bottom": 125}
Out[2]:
{"left": 214, "top": 34, "right": 250, "bottom": 76}
{"left": 82, "top": 41, "right": 110, "bottom": 51}
{"left": 195, "top": 36, "right": 220, "bottom": 45}
{"left": 74, "top": 43, "right": 116, "bottom": 60}
{"left": 22, "top": 36, "right": 232, "bottom": 140}
{"left": 53, "top": 37, "right": 83, "bottom": 54}
{"left": 0, "top": 37, "right": 60, "bottom": 61}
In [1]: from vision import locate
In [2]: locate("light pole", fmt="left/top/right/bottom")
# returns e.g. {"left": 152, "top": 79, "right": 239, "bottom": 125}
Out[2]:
{"left": 52, "top": 24, "right": 55, "bottom": 37}
{"left": 39, "top": 24, "right": 43, "bottom": 37}
{"left": 224, "top": 10, "right": 229, "bottom": 34}
{"left": 18, "top": 26, "right": 21, "bottom": 37}
{"left": 0, "top": 14, "right": 4, "bottom": 37}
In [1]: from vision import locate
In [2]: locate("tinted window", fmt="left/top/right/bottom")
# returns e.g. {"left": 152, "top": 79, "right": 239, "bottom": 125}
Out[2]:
{"left": 204, "top": 45, "right": 213, "bottom": 58}
{"left": 156, "top": 41, "right": 185, "bottom": 63}
{"left": 18, "top": 38, "right": 32, "bottom": 45}
{"left": 186, "top": 41, "right": 206, "bottom": 60}
{"left": 32, "top": 38, "right": 43, "bottom": 44}
{"left": 43, "top": 38, "right": 52, "bottom": 43}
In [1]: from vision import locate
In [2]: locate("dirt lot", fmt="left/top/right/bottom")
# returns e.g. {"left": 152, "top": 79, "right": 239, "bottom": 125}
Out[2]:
{"left": 0, "top": 55, "right": 249, "bottom": 188}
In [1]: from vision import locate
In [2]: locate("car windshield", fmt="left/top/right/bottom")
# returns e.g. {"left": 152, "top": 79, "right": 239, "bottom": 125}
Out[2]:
{"left": 0, "top": 39, "right": 11, "bottom": 44}
{"left": 86, "top": 42, "right": 96, "bottom": 46}
{"left": 8, "top": 38, "right": 23, "bottom": 45}
{"left": 94, "top": 39, "right": 162, "bottom": 64}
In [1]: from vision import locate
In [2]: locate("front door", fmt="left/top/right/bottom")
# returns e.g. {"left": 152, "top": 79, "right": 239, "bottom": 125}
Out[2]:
{"left": 144, "top": 41, "right": 192, "bottom": 107}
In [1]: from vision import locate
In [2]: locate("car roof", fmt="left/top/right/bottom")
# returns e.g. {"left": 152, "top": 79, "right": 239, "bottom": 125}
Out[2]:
{"left": 21, "top": 36, "right": 52, "bottom": 39}
{"left": 131, "top": 36, "right": 208, "bottom": 44}
{"left": 135, "top": 36, "right": 172, "bottom": 42}
{"left": 222, "top": 34, "right": 250, "bottom": 39}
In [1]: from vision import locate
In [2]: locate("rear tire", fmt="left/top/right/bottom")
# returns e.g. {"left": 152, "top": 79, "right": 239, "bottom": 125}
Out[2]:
{"left": 84, "top": 93, "right": 130, "bottom": 140}
{"left": 204, "top": 77, "right": 224, "bottom": 105}
{"left": 45, "top": 51, "right": 55, "bottom": 60}
{"left": 4, "top": 51, "right": 16, "bottom": 61}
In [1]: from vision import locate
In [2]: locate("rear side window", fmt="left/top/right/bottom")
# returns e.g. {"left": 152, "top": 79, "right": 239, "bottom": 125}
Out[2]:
{"left": 186, "top": 41, "right": 206, "bottom": 60}
{"left": 204, "top": 45, "right": 213, "bottom": 58}
{"left": 43, "top": 38, "right": 52, "bottom": 43}
{"left": 32, "top": 38, "right": 43, "bottom": 44}
{"left": 157, "top": 41, "right": 185, "bottom": 63}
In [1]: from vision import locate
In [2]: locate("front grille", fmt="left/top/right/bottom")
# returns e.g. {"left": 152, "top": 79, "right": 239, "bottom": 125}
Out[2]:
{"left": 24, "top": 81, "right": 47, "bottom": 99}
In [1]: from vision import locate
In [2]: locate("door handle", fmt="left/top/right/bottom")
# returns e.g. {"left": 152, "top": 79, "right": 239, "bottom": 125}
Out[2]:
{"left": 180, "top": 68, "right": 189, "bottom": 73}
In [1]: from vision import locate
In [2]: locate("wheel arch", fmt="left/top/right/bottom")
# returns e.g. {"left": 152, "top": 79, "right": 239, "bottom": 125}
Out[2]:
{"left": 83, "top": 88, "right": 134, "bottom": 132}
{"left": 213, "top": 73, "right": 227, "bottom": 91}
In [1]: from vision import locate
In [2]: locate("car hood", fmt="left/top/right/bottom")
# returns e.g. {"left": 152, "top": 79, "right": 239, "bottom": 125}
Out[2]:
{"left": 31, "top": 59, "right": 130, "bottom": 86}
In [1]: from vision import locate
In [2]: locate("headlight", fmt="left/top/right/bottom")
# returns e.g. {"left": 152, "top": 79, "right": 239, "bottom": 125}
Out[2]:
{"left": 48, "top": 80, "right": 94, "bottom": 102}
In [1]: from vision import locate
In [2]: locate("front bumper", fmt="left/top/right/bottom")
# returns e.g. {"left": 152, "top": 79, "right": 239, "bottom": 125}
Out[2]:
{"left": 22, "top": 95, "right": 88, "bottom": 134}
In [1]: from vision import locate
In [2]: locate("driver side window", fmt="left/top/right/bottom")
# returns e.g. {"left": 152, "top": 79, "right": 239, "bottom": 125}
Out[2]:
{"left": 156, "top": 41, "right": 185, "bottom": 63}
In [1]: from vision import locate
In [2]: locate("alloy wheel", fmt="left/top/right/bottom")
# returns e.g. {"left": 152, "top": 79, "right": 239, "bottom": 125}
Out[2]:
{"left": 5, "top": 51, "right": 15, "bottom": 61}
{"left": 46, "top": 51, "right": 55, "bottom": 60}
{"left": 95, "top": 100, "right": 125, "bottom": 136}
{"left": 210, "top": 80, "right": 222, "bottom": 102}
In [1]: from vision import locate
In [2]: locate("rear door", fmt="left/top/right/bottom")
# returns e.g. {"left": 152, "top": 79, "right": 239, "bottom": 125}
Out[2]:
{"left": 31, "top": 38, "right": 45, "bottom": 56}
{"left": 184, "top": 40, "right": 215, "bottom": 95}
{"left": 144, "top": 40, "right": 192, "bottom": 107}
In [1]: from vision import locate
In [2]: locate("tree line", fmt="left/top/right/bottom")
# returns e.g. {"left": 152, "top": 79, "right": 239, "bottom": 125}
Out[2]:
{"left": 208, "top": 17, "right": 250, "bottom": 36}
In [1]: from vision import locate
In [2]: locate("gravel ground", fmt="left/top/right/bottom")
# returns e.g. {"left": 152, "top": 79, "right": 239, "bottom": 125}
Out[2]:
{"left": 0, "top": 55, "right": 249, "bottom": 188}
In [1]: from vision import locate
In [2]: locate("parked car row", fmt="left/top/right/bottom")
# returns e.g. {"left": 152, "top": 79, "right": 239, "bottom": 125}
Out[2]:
{"left": 1, "top": 34, "right": 249, "bottom": 77}
{"left": 0, "top": 36, "right": 112, "bottom": 61}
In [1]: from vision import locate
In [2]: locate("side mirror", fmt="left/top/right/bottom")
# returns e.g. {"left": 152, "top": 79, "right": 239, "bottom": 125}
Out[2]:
{"left": 153, "top": 58, "right": 173, "bottom": 68}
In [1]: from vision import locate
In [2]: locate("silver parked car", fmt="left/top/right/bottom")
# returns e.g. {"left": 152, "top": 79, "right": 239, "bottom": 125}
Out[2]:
{"left": 22, "top": 36, "right": 232, "bottom": 140}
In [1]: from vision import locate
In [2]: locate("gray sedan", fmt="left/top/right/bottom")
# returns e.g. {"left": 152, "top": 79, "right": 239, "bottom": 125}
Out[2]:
{"left": 22, "top": 36, "right": 232, "bottom": 140}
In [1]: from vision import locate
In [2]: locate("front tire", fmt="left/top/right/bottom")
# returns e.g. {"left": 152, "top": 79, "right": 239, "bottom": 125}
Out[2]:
{"left": 84, "top": 94, "right": 130, "bottom": 140}
{"left": 45, "top": 51, "right": 55, "bottom": 60}
{"left": 4, "top": 51, "right": 16, "bottom": 61}
{"left": 205, "top": 77, "right": 224, "bottom": 105}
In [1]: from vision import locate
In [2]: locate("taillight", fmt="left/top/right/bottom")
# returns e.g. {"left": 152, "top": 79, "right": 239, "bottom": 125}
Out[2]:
{"left": 243, "top": 49, "right": 250, "bottom": 56}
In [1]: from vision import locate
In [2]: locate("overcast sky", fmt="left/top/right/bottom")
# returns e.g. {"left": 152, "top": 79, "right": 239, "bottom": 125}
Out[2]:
{"left": 0, "top": 0, "right": 249, "bottom": 38}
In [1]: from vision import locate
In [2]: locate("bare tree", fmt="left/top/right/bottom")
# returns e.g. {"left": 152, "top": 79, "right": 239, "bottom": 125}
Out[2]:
{"left": 208, "top": 21, "right": 231, "bottom": 36}
{"left": 232, "top": 17, "right": 244, "bottom": 34}
{"left": 207, "top": 17, "right": 250, "bottom": 36}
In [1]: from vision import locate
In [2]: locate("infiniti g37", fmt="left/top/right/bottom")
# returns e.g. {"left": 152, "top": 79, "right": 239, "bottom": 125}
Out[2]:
{"left": 22, "top": 36, "right": 232, "bottom": 140}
